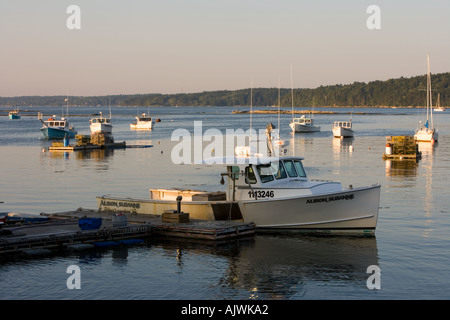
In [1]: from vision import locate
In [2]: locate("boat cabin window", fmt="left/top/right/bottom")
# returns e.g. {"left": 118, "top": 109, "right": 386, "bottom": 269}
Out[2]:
{"left": 283, "top": 160, "right": 298, "bottom": 177}
{"left": 256, "top": 162, "right": 287, "bottom": 183}
{"left": 244, "top": 166, "right": 257, "bottom": 184}
{"left": 256, "top": 164, "right": 274, "bottom": 183}
{"left": 294, "top": 160, "right": 306, "bottom": 178}
{"left": 274, "top": 162, "right": 287, "bottom": 180}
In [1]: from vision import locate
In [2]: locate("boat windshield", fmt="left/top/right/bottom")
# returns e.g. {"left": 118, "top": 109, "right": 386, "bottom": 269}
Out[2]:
{"left": 293, "top": 160, "right": 306, "bottom": 177}
{"left": 256, "top": 161, "right": 287, "bottom": 183}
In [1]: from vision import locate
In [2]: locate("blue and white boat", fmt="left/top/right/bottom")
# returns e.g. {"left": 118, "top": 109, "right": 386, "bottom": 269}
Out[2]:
{"left": 8, "top": 110, "right": 20, "bottom": 119}
{"left": 40, "top": 116, "right": 77, "bottom": 139}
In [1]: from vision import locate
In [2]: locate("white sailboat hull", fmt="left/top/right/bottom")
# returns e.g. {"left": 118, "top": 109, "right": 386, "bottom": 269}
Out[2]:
{"left": 238, "top": 185, "right": 380, "bottom": 235}
{"left": 414, "top": 128, "right": 438, "bottom": 142}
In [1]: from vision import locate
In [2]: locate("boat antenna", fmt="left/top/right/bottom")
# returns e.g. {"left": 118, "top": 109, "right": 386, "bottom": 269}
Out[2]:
{"left": 427, "top": 54, "right": 434, "bottom": 129}
{"left": 278, "top": 76, "right": 281, "bottom": 134}
{"left": 291, "top": 63, "right": 294, "bottom": 122}
{"left": 250, "top": 78, "right": 253, "bottom": 139}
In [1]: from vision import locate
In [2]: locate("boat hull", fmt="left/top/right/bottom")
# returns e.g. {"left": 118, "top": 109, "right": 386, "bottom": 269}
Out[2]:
{"left": 97, "top": 196, "right": 243, "bottom": 221}
{"left": 332, "top": 127, "right": 354, "bottom": 138}
{"left": 414, "top": 129, "right": 438, "bottom": 142}
{"left": 289, "top": 122, "right": 320, "bottom": 133}
{"left": 90, "top": 123, "right": 112, "bottom": 134}
{"left": 130, "top": 122, "right": 153, "bottom": 130}
{"left": 41, "top": 127, "right": 77, "bottom": 139}
{"left": 238, "top": 185, "right": 380, "bottom": 235}
{"left": 9, "top": 114, "right": 20, "bottom": 119}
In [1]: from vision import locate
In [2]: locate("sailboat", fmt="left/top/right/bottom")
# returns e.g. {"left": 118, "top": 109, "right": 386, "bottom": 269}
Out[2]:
{"left": 289, "top": 67, "right": 320, "bottom": 133}
{"left": 414, "top": 54, "right": 438, "bottom": 143}
{"left": 433, "top": 93, "right": 445, "bottom": 112}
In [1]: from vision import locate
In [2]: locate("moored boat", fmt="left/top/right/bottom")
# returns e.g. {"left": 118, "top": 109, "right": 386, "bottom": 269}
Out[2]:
{"left": 289, "top": 115, "right": 320, "bottom": 132}
{"left": 332, "top": 120, "right": 354, "bottom": 138}
{"left": 40, "top": 116, "right": 77, "bottom": 139}
{"left": 8, "top": 110, "right": 20, "bottom": 119}
{"left": 98, "top": 126, "right": 381, "bottom": 235}
{"left": 90, "top": 112, "right": 112, "bottom": 134}
{"left": 130, "top": 113, "right": 153, "bottom": 130}
{"left": 414, "top": 54, "right": 438, "bottom": 143}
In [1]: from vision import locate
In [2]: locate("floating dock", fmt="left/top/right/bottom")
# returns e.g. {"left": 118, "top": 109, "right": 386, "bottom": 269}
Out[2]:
{"left": 0, "top": 209, "right": 255, "bottom": 257}
{"left": 383, "top": 135, "right": 421, "bottom": 160}
{"left": 47, "top": 209, "right": 255, "bottom": 241}
{"left": 47, "top": 133, "right": 152, "bottom": 152}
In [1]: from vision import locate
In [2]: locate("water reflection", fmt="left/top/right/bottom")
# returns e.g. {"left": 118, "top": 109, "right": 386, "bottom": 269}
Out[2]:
{"left": 224, "top": 235, "right": 379, "bottom": 299}
{"left": 384, "top": 159, "right": 419, "bottom": 178}
{"left": 332, "top": 137, "right": 354, "bottom": 159}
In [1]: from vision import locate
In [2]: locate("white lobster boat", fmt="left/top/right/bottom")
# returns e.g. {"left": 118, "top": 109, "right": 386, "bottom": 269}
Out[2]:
{"left": 289, "top": 115, "right": 320, "bottom": 133}
{"left": 332, "top": 120, "right": 354, "bottom": 138}
{"left": 90, "top": 112, "right": 112, "bottom": 135}
{"left": 98, "top": 130, "right": 380, "bottom": 235}
{"left": 130, "top": 113, "right": 153, "bottom": 130}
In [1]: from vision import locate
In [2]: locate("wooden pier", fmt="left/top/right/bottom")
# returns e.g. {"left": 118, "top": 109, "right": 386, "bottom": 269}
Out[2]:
{"left": 0, "top": 209, "right": 255, "bottom": 257}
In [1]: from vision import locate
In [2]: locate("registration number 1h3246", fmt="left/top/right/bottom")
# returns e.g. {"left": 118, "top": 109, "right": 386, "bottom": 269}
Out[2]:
{"left": 248, "top": 190, "right": 274, "bottom": 199}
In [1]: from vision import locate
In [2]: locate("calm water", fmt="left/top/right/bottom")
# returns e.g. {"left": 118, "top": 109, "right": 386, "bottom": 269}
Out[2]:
{"left": 0, "top": 105, "right": 449, "bottom": 300}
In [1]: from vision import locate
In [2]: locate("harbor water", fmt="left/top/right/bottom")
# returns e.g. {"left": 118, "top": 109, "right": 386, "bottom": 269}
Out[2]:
{"left": 0, "top": 105, "right": 449, "bottom": 300}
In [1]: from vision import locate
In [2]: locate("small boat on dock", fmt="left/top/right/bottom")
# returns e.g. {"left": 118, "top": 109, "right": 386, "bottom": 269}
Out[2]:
{"left": 130, "top": 113, "right": 154, "bottom": 130}
{"left": 332, "top": 120, "right": 354, "bottom": 138}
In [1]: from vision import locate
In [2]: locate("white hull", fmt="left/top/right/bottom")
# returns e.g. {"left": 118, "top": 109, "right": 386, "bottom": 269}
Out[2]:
{"left": 332, "top": 126, "right": 354, "bottom": 138}
{"left": 130, "top": 113, "right": 153, "bottom": 130}
{"left": 414, "top": 128, "right": 438, "bottom": 142}
{"left": 289, "top": 122, "right": 320, "bottom": 133}
{"left": 90, "top": 123, "right": 112, "bottom": 134}
{"left": 130, "top": 122, "right": 153, "bottom": 130}
{"left": 238, "top": 185, "right": 380, "bottom": 234}
{"left": 97, "top": 184, "right": 380, "bottom": 235}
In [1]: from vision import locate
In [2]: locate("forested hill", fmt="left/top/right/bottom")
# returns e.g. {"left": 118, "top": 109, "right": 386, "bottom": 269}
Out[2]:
{"left": 1, "top": 72, "right": 449, "bottom": 108}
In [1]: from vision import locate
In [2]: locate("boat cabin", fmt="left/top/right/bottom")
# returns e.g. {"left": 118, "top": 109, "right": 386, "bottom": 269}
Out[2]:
{"left": 90, "top": 117, "right": 111, "bottom": 125}
{"left": 333, "top": 121, "right": 352, "bottom": 128}
{"left": 45, "top": 118, "right": 68, "bottom": 128}
{"left": 292, "top": 115, "right": 313, "bottom": 125}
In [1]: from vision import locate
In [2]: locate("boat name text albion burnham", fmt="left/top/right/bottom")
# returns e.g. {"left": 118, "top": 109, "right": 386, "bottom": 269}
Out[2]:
{"left": 100, "top": 200, "right": 140, "bottom": 209}
{"left": 306, "top": 194, "right": 354, "bottom": 204}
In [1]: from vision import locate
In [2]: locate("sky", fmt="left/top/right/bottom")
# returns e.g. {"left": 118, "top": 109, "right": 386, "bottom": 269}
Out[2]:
{"left": 1, "top": 0, "right": 449, "bottom": 97}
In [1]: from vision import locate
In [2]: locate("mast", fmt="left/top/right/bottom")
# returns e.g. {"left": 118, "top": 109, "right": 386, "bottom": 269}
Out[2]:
{"left": 427, "top": 54, "right": 434, "bottom": 129}
{"left": 291, "top": 63, "right": 294, "bottom": 122}
{"left": 250, "top": 79, "right": 253, "bottom": 139}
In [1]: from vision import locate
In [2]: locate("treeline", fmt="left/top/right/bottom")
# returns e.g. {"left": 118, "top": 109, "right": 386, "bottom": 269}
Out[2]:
{"left": 1, "top": 72, "right": 449, "bottom": 108}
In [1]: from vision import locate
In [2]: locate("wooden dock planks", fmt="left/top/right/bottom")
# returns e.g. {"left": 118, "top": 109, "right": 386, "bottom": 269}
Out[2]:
{"left": 0, "top": 209, "right": 255, "bottom": 256}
